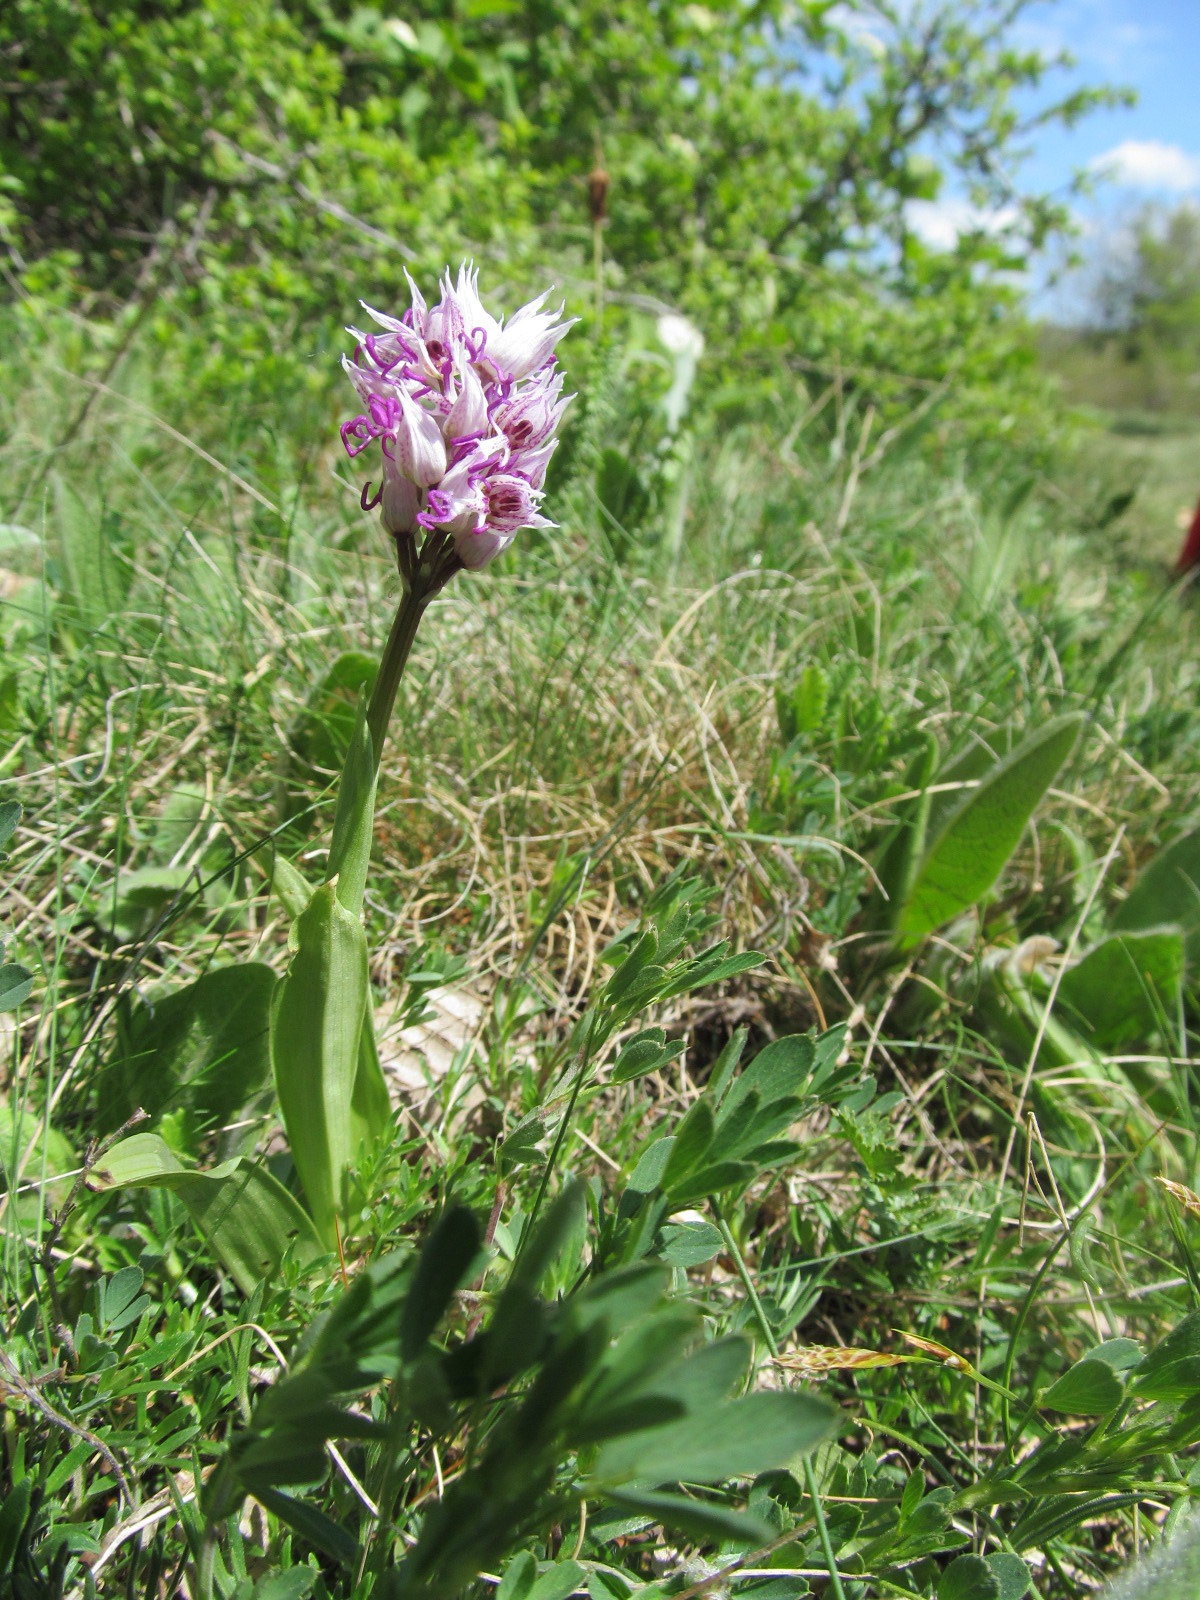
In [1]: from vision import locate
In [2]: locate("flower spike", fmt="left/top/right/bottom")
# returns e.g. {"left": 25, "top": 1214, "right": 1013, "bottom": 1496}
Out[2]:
{"left": 340, "top": 263, "right": 574, "bottom": 574}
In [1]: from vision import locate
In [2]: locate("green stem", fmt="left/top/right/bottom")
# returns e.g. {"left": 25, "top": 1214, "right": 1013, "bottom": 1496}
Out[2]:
{"left": 365, "top": 581, "right": 430, "bottom": 774}
{"left": 197, "top": 1529, "right": 217, "bottom": 1600}
{"left": 518, "top": 1017, "right": 599, "bottom": 1264}
{"left": 712, "top": 1202, "right": 847, "bottom": 1600}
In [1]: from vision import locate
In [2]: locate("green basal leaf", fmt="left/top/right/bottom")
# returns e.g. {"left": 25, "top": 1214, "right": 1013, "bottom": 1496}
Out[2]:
{"left": 352, "top": 1009, "right": 393, "bottom": 1147}
{"left": 266, "top": 854, "right": 387, "bottom": 1135}
{"left": 867, "top": 730, "right": 939, "bottom": 931}
{"left": 270, "top": 852, "right": 315, "bottom": 920}
{"left": 897, "top": 714, "right": 1083, "bottom": 945}
{"left": 54, "top": 475, "right": 133, "bottom": 632}
{"left": 325, "top": 688, "right": 377, "bottom": 919}
{"left": 93, "top": 1132, "right": 322, "bottom": 1294}
{"left": 286, "top": 650, "right": 376, "bottom": 782}
{"left": 110, "top": 961, "right": 276, "bottom": 1143}
{"left": 1113, "top": 825, "right": 1200, "bottom": 963}
{"left": 271, "top": 882, "right": 370, "bottom": 1245}
{"left": 1056, "top": 928, "right": 1184, "bottom": 1050}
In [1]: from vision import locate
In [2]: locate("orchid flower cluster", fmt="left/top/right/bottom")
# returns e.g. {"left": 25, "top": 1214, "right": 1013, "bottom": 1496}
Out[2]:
{"left": 341, "top": 264, "right": 575, "bottom": 579}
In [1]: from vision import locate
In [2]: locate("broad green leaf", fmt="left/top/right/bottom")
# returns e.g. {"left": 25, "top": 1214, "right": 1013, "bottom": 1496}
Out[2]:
{"left": 867, "top": 732, "right": 939, "bottom": 930}
{"left": 400, "top": 1205, "right": 483, "bottom": 1361}
{"left": 0, "top": 1096, "right": 74, "bottom": 1219}
{"left": 897, "top": 714, "right": 1083, "bottom": 945}
{"left": 0, "top": 962, "right": 33, "bottom": 1013}
{"left": 656, "top": 1219, "right": 723, "bottom": 1267}
{"left": 94, "top": 1132, "right": 322, "bottom": 1294}
{"left": 98, "top": 1265, "right": 149, "bottom": 1332}
{"left": 1056, "top": 929, "right": 1184, "bottom": 1050}
{"left": 939, "top": 1554, "right": 1001, "bottom": 1600}
{"left": 666, "top": 1161, "right": 758, "bottom": 1208}
{"left": 1113, "top": 826, "right": 1200, "bottom": 963}
{"left": 1088, "top": 1338, "right": 1142, "bottom": 1372}
{"left": 592, "top": 1389, "right": 835, "bottom": 1485}
{"left": 264, "top": 856, "right": 387, "bottom": 1140}
{"left": 985, "top": 1553, "right": 1031, "bottom": 1600}
{"left": 95, "top": 864, "right": 194, "bottom": 940}
{"left": 601, "top": 1487, "right": 773, "bottom": 1546}
{"left": 528, "top": 1561, "right": 588, "bottom": 1600}
{"left": 271, "top": 853, "right": 315, "bottom": 919}
{"left": 1039, "top": 1358, "right": 1123, "bottom": 1415}
{"left": 287, "top": 651, "right": 376, "bottom": 779}
{"left": 660, "top": 1100, "right": 715, "bottom": 1192}
{"left": 352, "top": 1011, "right": 392, "bottom": 1146}
{"left": 1136, "top": 1308, "right": 1200, "bottom": 1375}
{"left": 924, "top": 726, "right": 1017, "bottom": 842}
{"left": 271, "top": 883, "right": 369, "bottom": 1245}
{"left": 0, "top": 1477, "right": 33, "bottom": 1574}
{"left": 54, "top": 477, "right": 132, "bottom": 632}
{"left": 0, "top": 800, "right": 20, "bottom": 852}
{"left": 325, "top": 690, "right": 377, "bottom": 918}
{"left": 496, "top": 1552, "right": 538, "bottom": 1600}
{"left": 626, "top": 1137, "right": 674, "bottom": 1196}
{"left": 253, "top": 1568, "right": 317, "bottom": 1600}
{"left": 110, "top": 962, "right": 276, "bottom": 1142}
{"left": 721, "top": 1033, "right": 816, "bottom": 1116}
{"left": 152, "top": 782, "right": 208, "bottom": 867}
{"left": 611, "top": 1028, "right": 685, "bottom": 1085}
{"left": 1133, "top": 1309, "right": 1200, "bottom": 1400}
{"left": 252, "top": 1488, "right": 359, "bottom": 1567}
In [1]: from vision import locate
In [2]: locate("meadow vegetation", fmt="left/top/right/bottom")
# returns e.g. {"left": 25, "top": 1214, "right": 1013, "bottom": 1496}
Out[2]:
{"left": 2, "top": 4, "right": 1200, "bottom": 1599}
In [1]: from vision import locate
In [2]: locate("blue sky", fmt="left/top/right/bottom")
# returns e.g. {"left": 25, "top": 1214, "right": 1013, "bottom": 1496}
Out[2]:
{"left": 901, "top": 0, "right": 1200, "bottom": 313}
{"left": 1020, "top": 0, "right": 1200, "bottom": 201}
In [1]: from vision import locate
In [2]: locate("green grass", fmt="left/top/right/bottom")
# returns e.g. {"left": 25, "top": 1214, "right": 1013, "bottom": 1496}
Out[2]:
{"left": 2, "top": 304, "right": 1200, "bottom": 1600}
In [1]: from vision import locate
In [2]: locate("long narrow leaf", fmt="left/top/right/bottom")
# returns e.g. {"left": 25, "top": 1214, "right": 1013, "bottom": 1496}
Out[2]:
{"left": 271, "top": 883, "right": 369, "bottom": 1244}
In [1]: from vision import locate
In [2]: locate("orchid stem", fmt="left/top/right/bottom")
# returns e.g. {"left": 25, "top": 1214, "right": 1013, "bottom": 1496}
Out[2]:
{"left": 365, "top": 580, "right": 429, "bottom": 774}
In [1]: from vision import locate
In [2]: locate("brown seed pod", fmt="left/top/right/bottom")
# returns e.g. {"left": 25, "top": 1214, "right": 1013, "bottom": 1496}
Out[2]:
{"left": 588, "top": 163, "right": 610, "bottom": 224}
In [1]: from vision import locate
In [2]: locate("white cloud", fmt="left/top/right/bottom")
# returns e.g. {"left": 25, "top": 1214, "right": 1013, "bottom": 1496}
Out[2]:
{"left": 1092, "top": 140, "right": 1200, "bottom": 193}
{"left": 904, "top": 199, "right": 1019, "bottom": 252}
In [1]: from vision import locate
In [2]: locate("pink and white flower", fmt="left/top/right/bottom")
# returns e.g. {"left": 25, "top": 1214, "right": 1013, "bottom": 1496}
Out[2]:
{"left": 341, "top": 264, "right": 575, "bottom": 571}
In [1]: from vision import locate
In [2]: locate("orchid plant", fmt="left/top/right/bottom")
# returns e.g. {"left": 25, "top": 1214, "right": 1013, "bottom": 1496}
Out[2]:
{"left": 98, "top": 267, "right": 575, "bottom": 1278}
